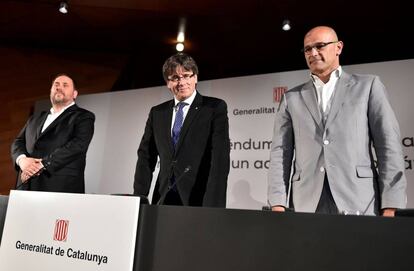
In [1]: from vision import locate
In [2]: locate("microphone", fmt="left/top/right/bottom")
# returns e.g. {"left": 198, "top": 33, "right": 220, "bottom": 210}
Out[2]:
{"left": 15, "top": 177, "right": 35, "bottom": 190}
{"left": 156, "top": 165, "right": 191, "bottom": 205}
{"left": 111, "top": 193, "right": 149, "bottom": 204}
{"left": 15, "top": 168, "right": 44, "bottom": 190}
{"left": 15, "top": 181, "right": 28, "bottom": 190}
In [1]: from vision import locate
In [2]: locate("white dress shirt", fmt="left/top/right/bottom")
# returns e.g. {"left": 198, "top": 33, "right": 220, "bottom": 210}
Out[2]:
{"left": 41, "top": 102, "right": 75, "bottom": 132}
{"left": 171, "top": 90, "right": 197, "bottom": 135}
{"left": 16, "top": 102, "right": 75, "bottom": 165}
{"left": 311, "top": 66, "right": 342, "bottom": 114}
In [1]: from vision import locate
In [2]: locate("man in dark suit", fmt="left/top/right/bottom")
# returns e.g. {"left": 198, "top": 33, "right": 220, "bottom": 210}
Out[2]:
{"left": 134, "top": 53, "right": 230, "bottom": 207}
{"left": 11, "top": 74, "right": 95, "bottom": 193}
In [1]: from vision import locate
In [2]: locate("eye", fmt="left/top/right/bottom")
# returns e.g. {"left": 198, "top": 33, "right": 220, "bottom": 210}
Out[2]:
{"left": 314, "top": 43, "right": 326, "bottom": 50}
{"left": 304, "top": 47, "right": 312, "bottom": 53}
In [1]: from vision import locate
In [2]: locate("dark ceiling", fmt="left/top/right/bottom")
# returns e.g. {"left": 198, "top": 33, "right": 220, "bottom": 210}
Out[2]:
{"left": 1, "top": 0, "right": 413, "bottom": 90}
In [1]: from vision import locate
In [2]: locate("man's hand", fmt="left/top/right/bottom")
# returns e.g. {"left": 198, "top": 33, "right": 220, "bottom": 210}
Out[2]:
{"left": 19, "top": 157, "right": 44, "bottom": 181}
{"left": 21, "top": 171, "right": 31, "bottom": 183}
{"left": 271, "top": 206, "right": 286, "bottom": 212}
{"left": 382, "top": 208, "right": 396, "bottom": 217}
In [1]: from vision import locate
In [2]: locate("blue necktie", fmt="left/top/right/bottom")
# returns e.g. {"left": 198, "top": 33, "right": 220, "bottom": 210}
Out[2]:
{"left": 172, "top": 102, "right": 187, "bottom": 148}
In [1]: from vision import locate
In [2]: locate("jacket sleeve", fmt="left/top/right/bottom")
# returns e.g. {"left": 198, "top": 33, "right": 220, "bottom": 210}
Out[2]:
{"left": 267, "top": 94, "right": 294, "bottom": 208}
{"left": 134, "top": 108, "right": 159, "bottom": 196}
{"left": 11, "top": 116, "right": 33, "bottom": 170}
{"left": 41, "top": 111, "right": 95, "bottom": 174}
{"left": 202, "top": 100, "right": 230, "bottom": 207}
{"left": 368, "top": 76, "right": 407, "bottom": 209}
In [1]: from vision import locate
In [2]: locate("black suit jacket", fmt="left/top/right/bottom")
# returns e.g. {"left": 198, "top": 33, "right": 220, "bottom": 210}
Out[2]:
{"left": 11, "top": 104, "right": 95, "bottom": 193}
{"left": 134, "top": 92, "right": 230, "bottom": 207}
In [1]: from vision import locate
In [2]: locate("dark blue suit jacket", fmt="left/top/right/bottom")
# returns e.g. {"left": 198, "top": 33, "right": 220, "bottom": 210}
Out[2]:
{"left": 134, "top": 92, "right": 230, "bottom": 207}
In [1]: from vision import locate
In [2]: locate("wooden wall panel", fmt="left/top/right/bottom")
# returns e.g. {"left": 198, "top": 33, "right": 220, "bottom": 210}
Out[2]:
{"left": 0, "top": 47, "right": 127, "bottom": 195}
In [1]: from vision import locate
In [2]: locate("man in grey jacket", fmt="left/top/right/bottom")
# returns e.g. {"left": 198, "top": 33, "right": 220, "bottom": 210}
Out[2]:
{"left": 268, "top": 26, "right": 406, "bottom": 216}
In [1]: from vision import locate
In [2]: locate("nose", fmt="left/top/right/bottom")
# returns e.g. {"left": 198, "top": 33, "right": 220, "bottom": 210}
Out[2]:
{"left": 177, "top": 79, "right": 186, "bottom": 85}
{"left": 310, "top": 47, "right": 319, "bottom": 56}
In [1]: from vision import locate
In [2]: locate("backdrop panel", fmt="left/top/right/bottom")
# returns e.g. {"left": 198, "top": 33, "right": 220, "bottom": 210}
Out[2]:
{"left": 36, "top": 59, "right": 414, "bottom": 209}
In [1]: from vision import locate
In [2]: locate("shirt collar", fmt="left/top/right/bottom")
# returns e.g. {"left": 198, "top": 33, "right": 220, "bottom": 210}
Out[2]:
{"left": 174, "top": 89, "right": 197, "bottom": 107}
{"left": 310, "top": 66, "right": 342, "bottom": 86}
{"left": 50, "top": 101, "right": 75, "bottom": 115}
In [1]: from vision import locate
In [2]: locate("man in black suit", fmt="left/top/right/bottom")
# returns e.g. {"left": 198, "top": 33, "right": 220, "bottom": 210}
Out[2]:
{"left": 11, "top": 74, "right": 95, "bottom": 193}
{"left": 134, "top": 53, "right": 230, "bottom": 207}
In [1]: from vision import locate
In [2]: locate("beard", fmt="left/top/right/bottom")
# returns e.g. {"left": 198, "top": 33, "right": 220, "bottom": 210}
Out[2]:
{"left": 51, "top": 92, "right": 67, "bottom": 105}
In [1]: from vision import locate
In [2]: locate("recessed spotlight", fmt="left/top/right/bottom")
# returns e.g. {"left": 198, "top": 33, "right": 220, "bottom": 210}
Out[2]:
{"left": 282, "top": 20, "right": 291, "bottom": 31}
{"left": 176, "top": 43, "right": 184, "bottom": 52}
{"left": 59, "top": 1, "right": 68, "bottom": 14}
{"left": 177, "top": 32, "right": 185, "bottom": 43}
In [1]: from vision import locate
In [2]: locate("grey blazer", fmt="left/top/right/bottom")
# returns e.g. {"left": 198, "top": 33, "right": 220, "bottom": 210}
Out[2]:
{"left": 268, "top": 71, "right": 407, "bottom": 215}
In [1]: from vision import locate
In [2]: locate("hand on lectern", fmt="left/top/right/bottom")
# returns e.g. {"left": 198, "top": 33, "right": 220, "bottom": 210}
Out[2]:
{"left": 271, "top": 206, "right": 286, "bottom": 212}
{"left": 382, "top": 208, "right": 396, "bottom": 217}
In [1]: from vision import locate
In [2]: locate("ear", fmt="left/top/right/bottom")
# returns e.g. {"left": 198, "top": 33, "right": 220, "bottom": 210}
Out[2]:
{"left": 73, "top": 90, "right": 79, "bottom": 99}
{"left": 336, "top": 41, "right": 344, "bottom": 56}
{"left": 166, "top": 80, "right": 174, "bottom": 89}
{"left": 194, "top": 74, "right": 198, "bottom": 84}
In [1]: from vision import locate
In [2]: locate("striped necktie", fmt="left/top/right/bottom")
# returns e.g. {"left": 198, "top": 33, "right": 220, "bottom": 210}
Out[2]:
{"left": 172, "top": 102, "right": 187, "bottom": 147}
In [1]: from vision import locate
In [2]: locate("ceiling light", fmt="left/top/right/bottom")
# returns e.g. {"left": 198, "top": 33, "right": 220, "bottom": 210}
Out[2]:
{"left": 282, "top": 20, "right": 291, "bottom": 31}
{"left": 176, "top": 43, "right": 184, "bottom": 52}
{"left": 177, "top": 17, "right": 186, "bottom": 43}
{"left": 59, "top": 1, "right": 68, "bottom": 14}
{"left": 177, "top": 32, "right": 185, "bottom": 43}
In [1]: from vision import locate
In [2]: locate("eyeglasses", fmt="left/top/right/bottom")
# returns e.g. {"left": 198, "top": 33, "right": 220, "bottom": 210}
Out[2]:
{"left": 168, "top": 73, "right": 195, "bottom": 82}
{"left": 302, "top": 41, "right": 338, "bottom": 54}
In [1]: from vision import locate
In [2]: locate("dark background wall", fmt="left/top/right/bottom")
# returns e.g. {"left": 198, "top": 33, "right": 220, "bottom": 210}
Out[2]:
{"left": 1, "top": 0, "right": 413, "bottom": 195}
{"left": 0, "top": 47, "right": 127, "bottom": 194}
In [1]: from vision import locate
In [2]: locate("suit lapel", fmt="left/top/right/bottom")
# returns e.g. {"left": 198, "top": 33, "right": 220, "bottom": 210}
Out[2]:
{"left": 38, "top": 104, "right": 77, "bottom": 139}
{"left": 174, "top": 93, "right": 202, "bottom": 153}
{"left": 324, "top": 72, "right": 353, "bottom": 129}
{"left": 35, "top": 111, "right": 49, "bottom": 139}
{"left": 164, "top": 100, "right": 175, "bottom": 154}
{"left": 300, "top": 81, "right": 324, "bottom": 132}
